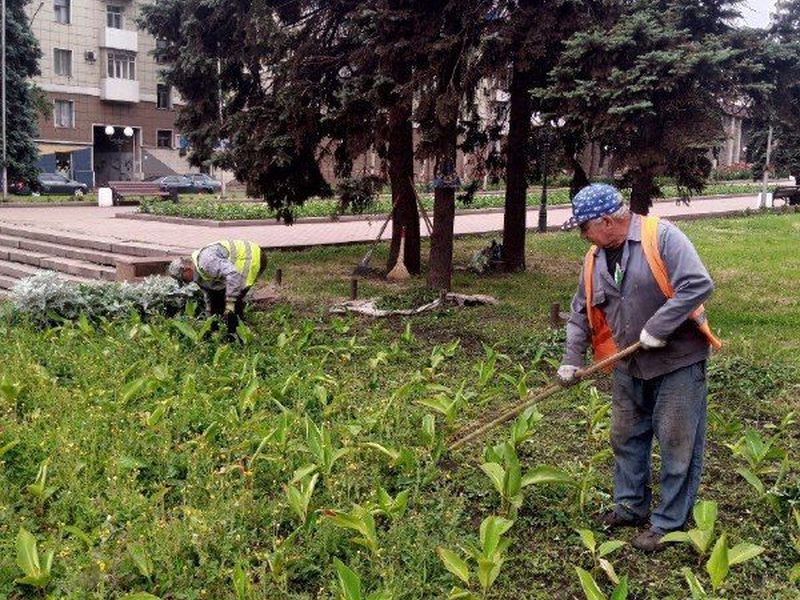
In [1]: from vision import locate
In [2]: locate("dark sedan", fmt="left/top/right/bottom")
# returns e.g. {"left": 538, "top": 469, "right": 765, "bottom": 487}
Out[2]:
{"left": 38, "top": 172, "right": 89, "bottom": 195}
{"left": 150, "top": 175, "right": 195, "bottom": 195}
{"left": 183, "top": 173, "right": 223, "bottom": 193}
{"left": 10, "top": 173, "right": 89, "bottom": 196}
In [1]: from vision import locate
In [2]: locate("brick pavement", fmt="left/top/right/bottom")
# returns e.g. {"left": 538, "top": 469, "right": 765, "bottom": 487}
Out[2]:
{"left": 0, "top": 194, "right": 761, "bottom": 254}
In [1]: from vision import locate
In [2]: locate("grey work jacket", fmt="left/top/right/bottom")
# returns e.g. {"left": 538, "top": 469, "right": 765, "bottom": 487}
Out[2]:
{"left": 562, "top": 214, "right": 714, "bottom": 380}
{"left": 191, "top": 243, "right": 247, "bottom": 300}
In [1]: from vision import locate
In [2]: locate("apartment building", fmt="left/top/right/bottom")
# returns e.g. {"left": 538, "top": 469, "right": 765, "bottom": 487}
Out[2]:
{"left": 25, "top": 0, "right": 193, "bottom": 187}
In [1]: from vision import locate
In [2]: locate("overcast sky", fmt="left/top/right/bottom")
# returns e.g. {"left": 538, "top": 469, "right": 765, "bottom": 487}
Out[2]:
{"left": 739, "top": 0, "right": 778, "bottom": 28}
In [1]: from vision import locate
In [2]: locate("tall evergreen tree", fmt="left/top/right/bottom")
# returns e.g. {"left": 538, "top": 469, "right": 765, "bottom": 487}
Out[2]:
{"left": 551, "top": 0, "right": 742, "bottom": 214}
{"left": 4, "top": 0, "right": 41, "bottom": 186}
{"left": 745, "top": 0, "right": 800, "bottom": 182}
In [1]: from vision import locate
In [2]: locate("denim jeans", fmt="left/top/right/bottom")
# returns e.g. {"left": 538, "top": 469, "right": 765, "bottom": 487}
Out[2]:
{"left": 610, "top": 360, "right": 707, "bottom": 532}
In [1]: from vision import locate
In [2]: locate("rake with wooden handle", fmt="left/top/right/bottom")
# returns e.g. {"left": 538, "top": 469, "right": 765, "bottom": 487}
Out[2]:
{"left": 447, "top": 341, "right": 642, "bottom": 451}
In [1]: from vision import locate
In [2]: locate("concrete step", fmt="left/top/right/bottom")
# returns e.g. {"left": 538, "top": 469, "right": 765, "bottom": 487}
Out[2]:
{"left": 0, "top": 234, "right": 123, "bottom": 266}
{"left": 0, "top": 274, "right": 18, "bottom": 290}
{"left": 41, "top": 256, "right": 116, "bottom": 281}
{"left": 0, "top": 247, "right": 114, "bottom": 281}
{"left": 0, "top": 259, "right": 95, "bottom": 288}
{"left": 0, "top": 225, "right": 180, "bottom": 258}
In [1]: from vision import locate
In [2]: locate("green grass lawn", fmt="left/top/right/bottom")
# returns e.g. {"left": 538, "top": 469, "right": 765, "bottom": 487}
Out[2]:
{"left": 0, "top": 213, "right": 798, "bottom": 599}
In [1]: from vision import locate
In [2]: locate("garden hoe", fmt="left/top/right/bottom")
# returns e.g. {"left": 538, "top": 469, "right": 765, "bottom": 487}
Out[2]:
{"left": 447, "top": 341, "right": 642, "bottom": 451}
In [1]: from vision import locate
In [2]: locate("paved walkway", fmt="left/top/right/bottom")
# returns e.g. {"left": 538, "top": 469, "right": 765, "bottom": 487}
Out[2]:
{"left": 0, "top": 194, "right": 761, "bottom": 254}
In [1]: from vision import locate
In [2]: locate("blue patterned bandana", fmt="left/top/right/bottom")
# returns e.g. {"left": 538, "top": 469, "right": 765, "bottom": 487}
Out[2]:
{"left": 562, "top": 184, "right": 624, "bottom": 230}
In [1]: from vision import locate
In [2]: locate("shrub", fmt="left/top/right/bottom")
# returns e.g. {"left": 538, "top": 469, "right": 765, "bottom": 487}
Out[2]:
{"left": 713, "top": 162, "right": 754, "bottom": 181}
{"left": 10, "top": 272, "right": 202, "bottom": 322}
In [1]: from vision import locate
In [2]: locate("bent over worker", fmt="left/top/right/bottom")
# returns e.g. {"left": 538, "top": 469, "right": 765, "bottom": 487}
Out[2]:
{"left": 167, "top": 239, "right": 265, "bottom": 334}
{"left": 557, "top": 184, "right": 721, "bottom": 553}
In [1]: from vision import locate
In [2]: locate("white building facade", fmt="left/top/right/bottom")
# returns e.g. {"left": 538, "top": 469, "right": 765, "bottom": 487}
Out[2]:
{"left": 26, "top": 0, "right": 194, "bottom": 186}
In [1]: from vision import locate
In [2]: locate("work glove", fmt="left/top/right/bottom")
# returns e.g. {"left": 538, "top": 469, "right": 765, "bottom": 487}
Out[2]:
{"left": 224, "top": 300, "right": 239, "bottom": 338}
{"left": 557, "top": 364, "right": 581, "bottom": 386}
{"left": 639, "top": 329, "right": 666, "bottom": 350}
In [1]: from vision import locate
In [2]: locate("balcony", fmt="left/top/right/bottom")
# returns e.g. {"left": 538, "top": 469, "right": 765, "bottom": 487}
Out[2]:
{"left": 100, "top": 78, "right": 139, "bottom": 103}
{"left": 100, "top": 27, "right": 138, "bottom": 52}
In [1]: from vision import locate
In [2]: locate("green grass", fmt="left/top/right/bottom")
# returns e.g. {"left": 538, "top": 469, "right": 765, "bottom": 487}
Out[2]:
{"left": 0, "top": 213, "right": 798, "bottom": 599}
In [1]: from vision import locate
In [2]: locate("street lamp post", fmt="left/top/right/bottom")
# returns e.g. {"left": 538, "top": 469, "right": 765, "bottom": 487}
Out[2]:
{"left": 534, "top": 116, "right": 565, "bottom": 233}
{"left": 538, "top": 135, "right": 549, "bottom": 233}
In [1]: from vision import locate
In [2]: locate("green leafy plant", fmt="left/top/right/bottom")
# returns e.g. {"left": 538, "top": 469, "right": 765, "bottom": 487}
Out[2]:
{"left": 474, "top": 345, "right": 508, "bottom": 389}
{"left": 302, "top": 417, "right": 350, "bottom": 477}
{"left": 26, "top": 459, "right": 57, "bottom": 503}
{"left": 789, "top": 507, "right": 800, "bottom": 583}
{"left": 664, "top": 500, "right": 764, "bottom": 593}
{"left": 128, "top": 542, "right": 154, "bottom": 582}
{"left": 232, "top": 560, "right": 255, "bottom": 600}
{"left": 437, "top": 515, "right": 514, "bottom": 599}
{"left": 286, "top": 472, "right": 319, "bottom": 525}
{"left": 726, "top": 426, "right": 792, "bottom": 513}
{"left": 661, "top": 500, "right": 719, "bottom": 556}
{"left": 333, "top": 558, "right": 392, "bottom": 600}
{"left": 575, "top": 529, "right": 626, "bottom": 585}
{"left": 575, "top": 385, "right": 611, "bottom": 443}
{"left": 574, "top": 567, "right": 628, "bottom": 600}
{"left": 324, "top": 504, "right": 380, "bottom": 555}
{"left": 15, "top": 527, "right": 54, "bottom": 589}
{"left": 481, "top": 441, "right": 573, "bottom": 517}
{"left": 373, "top": 487, "right": 410, "bottom": 523}
{"left": 417, "top": 385, "right": 467, "bottom": 424}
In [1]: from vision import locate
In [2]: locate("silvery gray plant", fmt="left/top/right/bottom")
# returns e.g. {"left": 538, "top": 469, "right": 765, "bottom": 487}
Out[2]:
{"left": 10, "top": 272, "right": 202, "bottom": 322}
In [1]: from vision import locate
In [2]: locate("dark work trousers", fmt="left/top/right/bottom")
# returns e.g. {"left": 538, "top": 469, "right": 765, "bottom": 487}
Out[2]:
{"left": 610, "top": 360, "right": 708, "bottom": 533}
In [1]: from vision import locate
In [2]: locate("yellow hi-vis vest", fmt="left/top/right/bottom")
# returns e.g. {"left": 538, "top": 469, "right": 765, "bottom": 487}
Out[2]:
{"left": 192, "top": 240, "right": 262, "bottom": 288}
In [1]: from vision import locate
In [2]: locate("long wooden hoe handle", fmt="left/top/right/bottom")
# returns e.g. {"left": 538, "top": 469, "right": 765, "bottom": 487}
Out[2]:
{"left": 447, "top": 341, "right": 642, "bottom": 451}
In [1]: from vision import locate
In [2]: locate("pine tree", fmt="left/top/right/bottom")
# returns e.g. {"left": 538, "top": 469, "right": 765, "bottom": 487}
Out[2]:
{"left": 745, "top": 0, "right": 800, "bottom": 182}
{"left": 4, "top": 0, "right": 42, "bottom": 186}
{"left": 550, "top": 0, "right": 743, "bottom": 214}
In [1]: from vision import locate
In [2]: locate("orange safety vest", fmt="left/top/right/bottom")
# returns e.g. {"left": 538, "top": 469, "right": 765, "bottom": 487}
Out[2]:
{"left": 584, "top": 215, "right": 722, "bottom": 368}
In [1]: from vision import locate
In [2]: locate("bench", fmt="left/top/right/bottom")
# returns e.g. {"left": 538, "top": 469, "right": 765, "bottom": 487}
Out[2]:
{"left": 108, "top": 181, "right": 176, "bottom": 205}
{"left": 772, "top": 185, "right": 800, "bottom": 206}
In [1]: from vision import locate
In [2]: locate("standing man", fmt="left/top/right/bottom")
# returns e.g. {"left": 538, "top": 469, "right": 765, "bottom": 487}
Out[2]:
{"left": 168, "top": 239, "right": 265, "bottom": 335}
{"left": 557, "top": 184, "right": 721, "bottom": 552}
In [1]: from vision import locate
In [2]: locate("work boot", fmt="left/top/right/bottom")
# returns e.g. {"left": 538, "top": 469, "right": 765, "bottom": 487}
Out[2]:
{"left": 599, "top": 510, "right": 649, "bottom": 530}
{"left": 631, "top": 528, "right": 666, "bottom": 553}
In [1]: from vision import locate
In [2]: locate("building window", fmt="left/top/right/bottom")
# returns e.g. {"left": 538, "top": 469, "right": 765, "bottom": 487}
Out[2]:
{"left": 155, "top": 38, "right": 168, "bottom": 64}
{"left": 107, "top": 5, "right": 123, "bottom": 29}
{"left": 157, "top": 130, "right": 173, "bottom": 148}
{"left": 54, "top": 49, "right": 72, "bottom": 77}
{"left": 54, "top": 100, "right": 74, "bottom": 128}
{"left": 106, "top": 50, "right": 136, "bottom": 80}
{"left": 156, "top": 84, "right": 171, "bottom": 109}
{"left": 54, "top": 0, "right": 70, "bottom": 24}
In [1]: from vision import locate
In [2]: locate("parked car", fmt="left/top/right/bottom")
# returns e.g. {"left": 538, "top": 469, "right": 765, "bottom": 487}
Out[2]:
{"left": 183, "top": 173, "right": 223, "bottom": 193}
{"left": 149, "top": 175, "right": 195, "bottom": 195}
{"left": 10, "top": 173, "right": 88, "bottom": 196}
{"left": 37, "top": 172, "right": 89, "bottom": 196}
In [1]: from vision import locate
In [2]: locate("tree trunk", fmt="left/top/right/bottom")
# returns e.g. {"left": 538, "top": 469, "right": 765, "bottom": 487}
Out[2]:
{"left": 428, "top": 135, "right": 457, "bottom": 291}
{"left": 630, "top": 169, "right": 656, "bottom": 215}
{"left": 386, "top": 69, "right": 420, "bottom": 274}
{"left": 564, "top": 137, "right": 590, "bottom": 199}
{"left": 502, "top": 63, "right": 531, "bottom": 272}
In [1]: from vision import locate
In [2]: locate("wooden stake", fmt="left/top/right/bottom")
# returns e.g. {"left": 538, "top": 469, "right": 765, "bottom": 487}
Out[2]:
{"left": 350, "top": 277, "right": 358, "bottom": 300}
{"left": 275, "top": 268, "right": 283, "bottom": 286}
{"left": 550, "top": 302, "right": 560, "bottom": 328}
